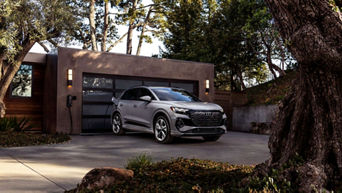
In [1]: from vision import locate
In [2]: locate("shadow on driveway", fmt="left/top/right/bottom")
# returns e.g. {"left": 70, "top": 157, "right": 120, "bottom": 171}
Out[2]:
{"left": 0, "top": 131, "right": 269, "bottom": 192}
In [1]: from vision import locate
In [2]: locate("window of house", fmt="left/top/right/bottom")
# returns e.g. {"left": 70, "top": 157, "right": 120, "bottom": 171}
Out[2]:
{"left": 11, "top": 64, "right": 32, "bottom": 97}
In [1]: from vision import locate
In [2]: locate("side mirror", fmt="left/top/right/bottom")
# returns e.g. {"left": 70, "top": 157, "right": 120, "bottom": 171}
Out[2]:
{"left": 112, "top": 96, "right": 118, "bottom": 105}
{"left": 139, "top": 95, "right": 152, "bottom": 102}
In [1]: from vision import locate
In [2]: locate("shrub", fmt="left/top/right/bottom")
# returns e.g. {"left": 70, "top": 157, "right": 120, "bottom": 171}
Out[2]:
{"left": 0, "top": 117, "right": 33, "bottom": 132}
{"left": 111, "top": 158, "right": 254, "bottom": 192}
{"left": 126, "top": 154, "right": 153, "bottom": 171}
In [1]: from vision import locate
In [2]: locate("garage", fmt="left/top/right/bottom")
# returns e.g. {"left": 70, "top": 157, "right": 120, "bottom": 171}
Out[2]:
{"left": 82, "top": 73, "right": 199, "bottom": 133}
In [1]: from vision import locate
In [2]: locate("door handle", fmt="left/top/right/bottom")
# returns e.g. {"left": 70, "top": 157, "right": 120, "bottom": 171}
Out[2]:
{"left": 119, "top": 104, "right": 123, "bottom": 107}
{"left": 133, "top": 104, "right": 137, "bottom": 108}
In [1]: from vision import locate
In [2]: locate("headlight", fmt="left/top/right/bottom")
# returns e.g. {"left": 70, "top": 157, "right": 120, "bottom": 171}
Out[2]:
{"left": 170, "top": 107, "right": 189, "bottom": 114}
{"left": 219, "top": 108, "right": 224, "bottom": 113}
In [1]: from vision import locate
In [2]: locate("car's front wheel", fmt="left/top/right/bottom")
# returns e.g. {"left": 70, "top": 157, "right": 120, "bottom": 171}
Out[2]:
{"left": 154, "top": 116, "right": 173, "bottom": 144}
{"left": 202, "top": 135, "right": 221, "bottom": 141}
{"left": 112, "top": 113, "right": 125, "bottom": 135}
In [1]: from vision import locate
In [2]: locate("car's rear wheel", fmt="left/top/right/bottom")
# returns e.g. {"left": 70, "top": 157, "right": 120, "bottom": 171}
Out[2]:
{"left": 154, "top": 116, "right": 173, "bottom": 144}
{"left": 203, "top": 135, "right": 221, "bottom": 141}
{"left": 112, "top": 113, "right": 125, "bottom": 135}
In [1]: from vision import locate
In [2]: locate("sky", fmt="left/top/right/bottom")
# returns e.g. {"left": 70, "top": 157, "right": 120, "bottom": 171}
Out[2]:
{"left": 30, "top": 25, "right": 164, "bottom": 57}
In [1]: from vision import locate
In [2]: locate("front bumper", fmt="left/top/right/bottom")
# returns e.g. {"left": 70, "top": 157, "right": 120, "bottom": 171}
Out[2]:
{"left": 169, "top": 113, "right": 227, "bottom": 137}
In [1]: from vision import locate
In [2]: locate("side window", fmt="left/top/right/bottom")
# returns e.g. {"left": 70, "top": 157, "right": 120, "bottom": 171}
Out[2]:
{"left": 139, "top": 88, "right": 155, "bottom": 100}
{"left": 120, "top": 89, "right": 138, "bottom": 100}
{"left": 11, "top": 64, "right": 33, "bottom": 97}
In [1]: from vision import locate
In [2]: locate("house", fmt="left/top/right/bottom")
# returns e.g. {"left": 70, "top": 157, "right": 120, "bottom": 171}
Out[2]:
{"left": 5, "top": 47, "right": 214, "bottom": 134}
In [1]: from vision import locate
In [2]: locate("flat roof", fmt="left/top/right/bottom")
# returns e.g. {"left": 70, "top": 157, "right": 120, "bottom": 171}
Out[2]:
{"left": 58, "top": 47, "right": 214, "bottom": 66}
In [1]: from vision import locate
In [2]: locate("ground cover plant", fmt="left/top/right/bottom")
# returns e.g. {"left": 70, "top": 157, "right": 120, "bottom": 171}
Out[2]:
{"left": 0, "top": 117, "right": 70, "bottom": 147}
{"left": 0, "top": 131, "right": 70, "bottom": 147}
{"left": 69, "top": 155, "right": 337, "bottom": 193}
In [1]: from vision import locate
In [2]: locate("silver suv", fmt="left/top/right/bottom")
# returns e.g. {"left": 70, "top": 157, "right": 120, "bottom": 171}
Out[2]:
{"left": 111, "top": 86, "right": 227, "bottom": 143}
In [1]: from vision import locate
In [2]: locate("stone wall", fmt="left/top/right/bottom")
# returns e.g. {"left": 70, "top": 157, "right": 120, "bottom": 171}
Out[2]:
{"left": 214, "top": 91, "right": 248, "bottom": 129}
{"left": 232, "top": 105, "right": 278, "bottom": 132}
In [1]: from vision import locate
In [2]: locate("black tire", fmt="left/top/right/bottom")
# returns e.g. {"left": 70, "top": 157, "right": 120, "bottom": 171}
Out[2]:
{"left": 112, "top": 112, "right": 125, "bottom": 135}
{"left": 203, "top": 135, "right": 221, "bottom": 142}
{"left": 154, "top": 116, "right": 173, "bottom": 144}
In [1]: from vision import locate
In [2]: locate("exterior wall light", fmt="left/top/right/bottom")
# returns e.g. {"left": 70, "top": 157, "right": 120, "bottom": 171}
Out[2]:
{"left": 67, "top": 69, "right": 73, "bottom": 88}
{"left": 205, "top": 80, "right": 210, "bottom": 95}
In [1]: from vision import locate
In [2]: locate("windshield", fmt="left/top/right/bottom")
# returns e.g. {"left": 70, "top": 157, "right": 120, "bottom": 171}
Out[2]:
{"left": 151, "top": 88, "right": 200, "bottom": 102}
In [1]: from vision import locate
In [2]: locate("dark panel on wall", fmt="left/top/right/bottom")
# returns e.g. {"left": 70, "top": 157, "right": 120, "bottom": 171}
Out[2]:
{"left": 43, "top": 54, "right": 58, "bottom": 133}
{"left": 4, "top": 62, "right": 46, "bottom": 131}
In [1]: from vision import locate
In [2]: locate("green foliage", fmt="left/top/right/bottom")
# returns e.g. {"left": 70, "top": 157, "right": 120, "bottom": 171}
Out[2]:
{"left": 246, "top": 155, "right": 305, "bottom": 193}
{"left": 0, "top": 132, "right": 70, "bottom": 147}
{"left": 0, "top": 0, "right": 75, "bottom": 61}
{"left": 126, "top": 154, "right": 153, "bottom": 171}
{"left": 161, "top": 0, "right": 273, "bottom": 91}
{"left": 67, "top": 0, "right": 119, "bottom": 50}
{"left": 0, "top": 117, "right": 33, "bottom": 132}
{"left": 246, "top": 71, "right": 296, "bottom": 105}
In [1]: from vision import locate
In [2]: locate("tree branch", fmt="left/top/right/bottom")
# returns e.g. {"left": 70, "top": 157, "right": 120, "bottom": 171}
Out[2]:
{"left": 38, "top": 42, "right": 50, "bottom": 53}
{"left": 106, "top": 32, "right": 129, "bottom": 52}
{"left": 48, "top": 39, "right": 59, "bottom": 48}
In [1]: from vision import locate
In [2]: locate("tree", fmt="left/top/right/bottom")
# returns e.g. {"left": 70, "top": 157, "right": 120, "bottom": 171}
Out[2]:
{"left": 0, "top": 0, "right": 74, "bottom": 117}
{"left": 117, "top": 0, "right": 166, "bottom": 55}
{"left": 89, "top": 0, "right": 98, "bottom": 51}
{"left": 260, "top": 0, "right": 342, "bottom": 191}
{"left": 161, "top": 0, "right": 271, "bottom": 91}
{"left": 68, "top": 0, "right": 122, "bottom": 51}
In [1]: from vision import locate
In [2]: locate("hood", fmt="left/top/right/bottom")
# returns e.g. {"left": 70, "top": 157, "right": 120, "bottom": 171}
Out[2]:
{"left": 158, "top": 101, "right": 223, "bottom": 111}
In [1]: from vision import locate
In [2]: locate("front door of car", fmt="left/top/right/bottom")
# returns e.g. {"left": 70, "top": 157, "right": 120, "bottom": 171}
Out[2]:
{"left": 131, "top": 88, "right": 155, "bottom": 130}
{"left": 119, "top": 88, "right": 139, "bottom": 124}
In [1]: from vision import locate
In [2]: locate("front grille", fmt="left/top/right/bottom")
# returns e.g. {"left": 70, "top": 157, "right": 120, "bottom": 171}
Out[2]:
{"left": 189, "top": 111, "right": 223, "bottom": 126}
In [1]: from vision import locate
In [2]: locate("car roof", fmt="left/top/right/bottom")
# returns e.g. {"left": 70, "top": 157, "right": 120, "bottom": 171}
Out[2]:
{"left": 129, "top": 86, "right": 185, "bottom": 90}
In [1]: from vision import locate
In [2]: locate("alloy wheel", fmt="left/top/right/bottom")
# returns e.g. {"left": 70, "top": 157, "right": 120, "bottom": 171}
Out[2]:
{"left": 155, "top": 118, "right": 168, "bottom": 141}
{"left": 112, "top": 113, "right": 122, "bottom": 134}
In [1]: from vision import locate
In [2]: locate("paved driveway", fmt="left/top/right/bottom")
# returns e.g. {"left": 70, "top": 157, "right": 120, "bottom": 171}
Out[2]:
{"left": 0, "top": 131, "right": 269, "bottom": 193}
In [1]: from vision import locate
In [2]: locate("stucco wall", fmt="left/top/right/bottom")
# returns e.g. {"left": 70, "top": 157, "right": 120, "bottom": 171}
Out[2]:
{"left": 56, "top": 47, "right": 215, "bottom": 134}
{"left": 232, "top": 105, "right": 278, "bottom": 132}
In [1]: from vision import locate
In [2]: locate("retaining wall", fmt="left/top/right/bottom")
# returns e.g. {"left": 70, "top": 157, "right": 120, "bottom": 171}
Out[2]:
{"left": 232, "top": 105, "right": 278, "bottom": 132}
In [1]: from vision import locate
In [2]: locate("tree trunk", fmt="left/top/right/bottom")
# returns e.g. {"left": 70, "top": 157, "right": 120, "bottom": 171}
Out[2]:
{"left": 101, "top": 0, "right": 110, "bottom": 52}
{"left": 136, "top": 7, "right": 152, "bottom": 56}
{"left": 89, "top": 0, "right": 98, "bottom": 51}
{"left": 126, "top": 0, "right": 137, "bottom": 55}
{"left": 263, "top": 0, "right": 342, "bottom": 191}
{"left": 237, "top": 69, "right": 246, "bottom": 90}
{"left": 0, "top": 40, "right": 35, "bottom": 118}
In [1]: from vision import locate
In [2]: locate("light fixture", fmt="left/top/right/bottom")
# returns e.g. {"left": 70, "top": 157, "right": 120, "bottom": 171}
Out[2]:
{"left": 67, "top": 69, "right": 73, "bottom": 88}
{"left": 205, "top": 80, "right": 210, "bottom": 95}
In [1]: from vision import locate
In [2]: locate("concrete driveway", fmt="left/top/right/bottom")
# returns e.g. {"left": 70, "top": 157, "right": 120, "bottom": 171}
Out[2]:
{"left": 0, "top": 131, "right": 269, "bottom": 193}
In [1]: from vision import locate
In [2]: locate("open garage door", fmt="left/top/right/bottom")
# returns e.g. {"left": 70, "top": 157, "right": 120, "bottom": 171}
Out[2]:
{"left": 82, "top": 73, "right": 198, "bottom": 133}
